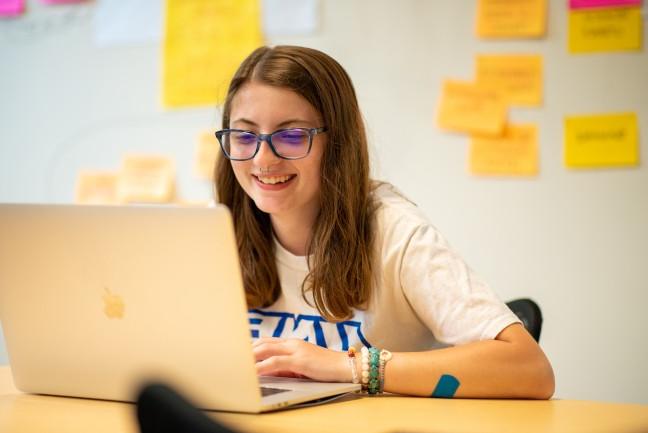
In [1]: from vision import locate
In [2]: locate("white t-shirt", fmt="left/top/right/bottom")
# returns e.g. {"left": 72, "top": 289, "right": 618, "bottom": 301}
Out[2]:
{"left": 248, "top": 182, "right": 520, "bottom": 352}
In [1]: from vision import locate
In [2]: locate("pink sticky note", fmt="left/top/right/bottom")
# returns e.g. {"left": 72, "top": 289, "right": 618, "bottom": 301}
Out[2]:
{"left": 0, "top": 0, "right": 25, "bottom": 17}
{"left": 570, "top": 0, "right": 641, "bottom": 9}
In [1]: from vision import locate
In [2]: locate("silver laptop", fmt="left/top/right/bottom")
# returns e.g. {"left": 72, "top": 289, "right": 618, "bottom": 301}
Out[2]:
{"left": 0, "top": 203, "right": 359, "bottom": 412}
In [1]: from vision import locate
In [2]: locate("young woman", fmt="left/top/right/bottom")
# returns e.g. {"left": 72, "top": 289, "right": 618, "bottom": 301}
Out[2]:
{"left": 214, "top": 45, "right": 554, "bottom": 398}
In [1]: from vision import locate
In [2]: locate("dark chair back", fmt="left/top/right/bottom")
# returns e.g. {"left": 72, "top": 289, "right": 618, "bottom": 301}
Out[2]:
{"left": 506, "top": 298, "right": 543, "bottom": 342}
{"left": 137, "top": 383, "right": 239, "bottom": 433}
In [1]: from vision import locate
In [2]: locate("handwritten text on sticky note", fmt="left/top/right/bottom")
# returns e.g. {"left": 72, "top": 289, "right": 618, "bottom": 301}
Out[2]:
{"left": 564, "top": 113, "right": 639, "bottom": 168}
{"left": 469, "top": 124, "right": 539, "bottom": 176}
{"left": 437, "top": 80, "right": 507, "bottom": 136}
{"left": 476, "top": 54, "right": 543, "bottom": 107}
{"left": 163, "top": 0, "right": 263, "bottom": 108}
{"left": 569, "top": 6, "right": 642, "bottom": 53}
{"left": 476, "top": 0, "right": 547, "bottom": 38}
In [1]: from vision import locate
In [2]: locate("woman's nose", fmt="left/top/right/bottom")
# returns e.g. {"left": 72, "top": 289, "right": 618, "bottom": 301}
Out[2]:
{"left": 253, "top": 137, "right": 280, "bottom": 167}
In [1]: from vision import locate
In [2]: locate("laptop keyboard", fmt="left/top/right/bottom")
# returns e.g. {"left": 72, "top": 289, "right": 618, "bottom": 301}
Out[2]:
{"left": 260, "top": 386, "right": 291, "bottom": 397}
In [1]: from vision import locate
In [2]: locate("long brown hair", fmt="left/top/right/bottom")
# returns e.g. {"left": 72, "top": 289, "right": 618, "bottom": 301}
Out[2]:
{"left": 215, "top": 46, "right": 374, "bottom": 322}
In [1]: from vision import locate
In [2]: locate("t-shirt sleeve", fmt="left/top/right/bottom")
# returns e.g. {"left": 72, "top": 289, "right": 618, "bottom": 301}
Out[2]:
{"left": 398, "top": 223, "right": 521, "bottom": 346}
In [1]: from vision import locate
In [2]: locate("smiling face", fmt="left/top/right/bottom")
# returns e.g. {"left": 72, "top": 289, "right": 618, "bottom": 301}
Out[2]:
{"left": 229, "top": 81, "right": 326, "bottom": 223}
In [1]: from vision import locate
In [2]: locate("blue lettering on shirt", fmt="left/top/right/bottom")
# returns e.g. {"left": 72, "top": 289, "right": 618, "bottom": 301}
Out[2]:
{"left": 248, "top": 309, "right": 371, "bottom": 350}
{"left": 249, "top": 317, "right": 262, "bottom": 338}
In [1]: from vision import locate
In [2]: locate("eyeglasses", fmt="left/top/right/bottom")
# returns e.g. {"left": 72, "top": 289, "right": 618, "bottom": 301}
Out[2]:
{"left": 215, "top": 127, "right": 327, "bottom": 161}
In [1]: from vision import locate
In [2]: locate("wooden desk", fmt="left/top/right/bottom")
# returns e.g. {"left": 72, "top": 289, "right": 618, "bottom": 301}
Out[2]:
{"left": 1, "top": 366, "right": 647, "bottom": 433}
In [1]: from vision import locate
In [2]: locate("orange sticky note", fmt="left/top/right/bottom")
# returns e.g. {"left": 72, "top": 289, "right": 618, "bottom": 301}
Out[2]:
{"left": 163, "top": 0, "right": 263, "bottom": 108}
{"left": 568, "top": 6, "right": 642, "bottom": 53}
{"left": 476, "top": 0, "right": 547, "bottom": 38}
{"left": 475, "top": 54, "right": 543, "bottom": 107}
{"left": 195, "top": 130, "right": 221, "bottom": 180}
{"left": 469, "top": 124, "right": 539, "bottom": 176}
{"left": 437, "top": 80, "right": 507, "bottom": 136}
{"left": 75, "top": 171, "right": 119, "bottom": 204}
{"left": 117, "top": 155, "right": 176, "bottom": 203}
{"left": 564, "top": 113, "right": 639, "bottom": 168}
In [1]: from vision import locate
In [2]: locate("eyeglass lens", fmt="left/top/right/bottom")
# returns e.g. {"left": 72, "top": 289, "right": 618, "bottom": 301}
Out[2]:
{"left": 223, "top": 129, "right": 311, "bottom": 160}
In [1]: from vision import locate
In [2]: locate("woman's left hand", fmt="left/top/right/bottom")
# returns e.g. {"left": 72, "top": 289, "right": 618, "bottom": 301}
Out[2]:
{"left": 252, "top": 337, "right": 350, "bottom": 382}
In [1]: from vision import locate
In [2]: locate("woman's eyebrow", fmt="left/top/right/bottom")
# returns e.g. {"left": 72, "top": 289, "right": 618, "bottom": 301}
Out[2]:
{"left": 276, "top": 119, "right": 312, "bottom": 128}
{"left": 231, "top": 118, "right": 258, "bottom": 127}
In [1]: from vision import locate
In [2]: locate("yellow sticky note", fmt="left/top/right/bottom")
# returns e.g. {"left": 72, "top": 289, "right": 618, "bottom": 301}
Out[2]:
{"left": 117, "top": 155, "right": 176, "bottom": 203}
{"left": 76, "top": 171, "right": 119, "bottom": 205}
{"left": 163, "top": 0, "right": 263, "bottom": 108}
{"left": 564, "top": 113, "right": 639, "bottom": 168}
{"left": 469, "top": 124, "right": 539, "bottom": 176}
{"left": 195, "top": 130, "right": 221, "bottom": 180}
{"left": 437, "top": 80, "right": 507, "bottom": 136}
{"left": 476, "top": 0, "right": 547, "bottom": 38}
{"left": 569, "top": 7, "right": 642, "bottom": 53}
{"left": 475, "top": 54, "right": 543, "bottom": 107}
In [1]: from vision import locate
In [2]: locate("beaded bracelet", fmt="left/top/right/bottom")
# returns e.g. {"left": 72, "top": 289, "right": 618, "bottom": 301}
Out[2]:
{"left": 360, "top": 346, "right": 392, "bottom": 395}
{"left": 347, "top": 347, "right": 359, "bottom": 384}
{"left": 379, "top": 349, "right": 393, "bottom": 393}
{"left": 368, "top": 348, "right": 380, "bottom": 394}
{"left": 360, "top": 346, "right": 370, "bottom": 392}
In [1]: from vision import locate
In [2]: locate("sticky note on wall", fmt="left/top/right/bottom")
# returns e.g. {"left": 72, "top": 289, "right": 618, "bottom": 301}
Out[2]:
{"left": 475, "top": 54, "right": 543, "bottom": 107}
{"left": 564, "top": 113, "right": 639, "bottom": 168}
{"left": 76, "top": 171, "right": 119, "bottom": 204}
{"left": 0, "top": 0, "right": 25, "bottom": 17}
{"left": 570, "top": 0, "right": 642, "bottom": 9}
{"left": 437, "top": 80, "right": 507, "bottom": 136}
{"left": 195, "top": 130, "right": 221, "bottom": 180}
{"left": 569, "top": 6, "right": 642, "bottom": 53}
{"left": 476, "top": 0, "right": 547, "bottom": 38}
{"left": 117, "top": 155, "right": 176, "bottom": 203}
{"left": 163, "top": 0, "right": 263, "bottom": 108}
{"left": 469, "top": 124, "right": 539, "bottom": 176}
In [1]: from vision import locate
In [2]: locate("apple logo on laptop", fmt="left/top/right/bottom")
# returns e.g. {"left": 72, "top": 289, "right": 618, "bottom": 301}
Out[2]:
{"left": 103, "top": 287, "right": 125, "bottom": 319}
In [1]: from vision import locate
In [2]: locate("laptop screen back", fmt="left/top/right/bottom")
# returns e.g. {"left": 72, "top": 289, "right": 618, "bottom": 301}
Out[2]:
{"left": 0, "top": 204, "right": 262, "bottom": 412}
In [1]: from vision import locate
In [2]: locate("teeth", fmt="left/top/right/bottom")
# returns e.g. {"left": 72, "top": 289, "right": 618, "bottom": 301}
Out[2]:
{"left": 257, "top": 175, "right": 292, "bottom": 185}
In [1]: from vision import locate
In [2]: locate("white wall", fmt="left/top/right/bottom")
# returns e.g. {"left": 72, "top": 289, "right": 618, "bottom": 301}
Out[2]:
{"left": 1, "top": 0, "right": 646, "bottom": 404}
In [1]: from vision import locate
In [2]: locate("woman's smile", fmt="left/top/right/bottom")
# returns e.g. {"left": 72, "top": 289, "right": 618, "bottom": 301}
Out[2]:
{"left": 253, "top": 173, "right": 297, "bottom": 190}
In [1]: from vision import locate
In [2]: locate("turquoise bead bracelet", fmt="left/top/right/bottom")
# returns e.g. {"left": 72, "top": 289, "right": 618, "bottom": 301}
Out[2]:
{"left": 359, "top": 346, "right": 393, "bottom": 395}
{"left": 368, "top": 348, "right": 380, "bottom": 394}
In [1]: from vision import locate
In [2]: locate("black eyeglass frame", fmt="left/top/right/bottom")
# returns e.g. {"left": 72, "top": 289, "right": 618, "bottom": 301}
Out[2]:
{"left": 215, "top": 127, "right": 327, "bottom": 161}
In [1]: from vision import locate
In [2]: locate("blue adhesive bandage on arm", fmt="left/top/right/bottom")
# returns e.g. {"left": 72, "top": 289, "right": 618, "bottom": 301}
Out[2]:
{"left": 431, "top": 374, "right": 460, "bottom": 398}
